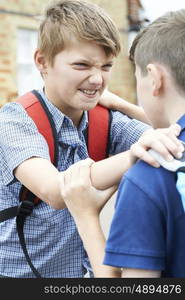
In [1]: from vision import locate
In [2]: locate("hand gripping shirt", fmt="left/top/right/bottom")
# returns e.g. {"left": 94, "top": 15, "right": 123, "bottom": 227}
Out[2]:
{"left": 0, "top": 90, "right": 149, "bottom": 277}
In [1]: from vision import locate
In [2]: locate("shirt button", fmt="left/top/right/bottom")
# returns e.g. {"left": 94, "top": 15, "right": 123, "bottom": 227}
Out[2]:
{"left": 71, "top": 143, "right": 78, "bottom": 149}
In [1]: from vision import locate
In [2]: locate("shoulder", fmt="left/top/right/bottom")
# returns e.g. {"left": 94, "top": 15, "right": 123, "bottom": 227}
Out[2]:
{"left": 0, "top": 101, "right": 41, "bottom": 130}
{"left": 0, "top": 101, "right": 49, "bottom": 148}
{"left": 110, "top": 110, "right": 149, "bottom": 129}
{"left": 0, "top": 101, "right": 32, "bottom": 122}
{"left": 108, "top": 110, "right": 150, "bottom": 153}
{"left": 126, "top": 159, "right": 173, "bottom": 185}
{"left": 1, "top": 101, "right": 26, "bottom": 114}
{"left": 110, "top": 110, "right": 150, "bottom": 137}
{"left": 119, "top": 160, "right": 177, "bottom": 209}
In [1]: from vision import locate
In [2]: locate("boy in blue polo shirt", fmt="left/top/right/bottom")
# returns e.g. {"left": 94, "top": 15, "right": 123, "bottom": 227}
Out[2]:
{"left": 60, "top": 9, "right": 185, "bottom": 277}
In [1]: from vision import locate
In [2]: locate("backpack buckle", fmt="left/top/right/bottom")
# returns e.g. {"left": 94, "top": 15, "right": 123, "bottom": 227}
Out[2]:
{"left": 17, "top": 200, "right": 34, "bottom": 217}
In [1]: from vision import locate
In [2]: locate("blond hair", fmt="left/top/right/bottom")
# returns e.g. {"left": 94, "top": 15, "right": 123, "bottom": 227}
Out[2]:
{"left": 130, "top": 9, "right": 185, "bottom": 93}
{"left": 38, "top": 0, "right": 121, "bottom": 65}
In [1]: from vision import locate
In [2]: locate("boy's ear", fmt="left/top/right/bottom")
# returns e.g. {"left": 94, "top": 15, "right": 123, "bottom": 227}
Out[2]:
{"left": 146, "top": 64, "right": 163, "bottom": 96}
{"left": 34, "top": 49, "right": 48, "bottom": 74}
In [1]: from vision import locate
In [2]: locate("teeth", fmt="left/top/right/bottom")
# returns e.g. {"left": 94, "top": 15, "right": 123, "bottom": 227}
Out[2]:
{"left": 82, "top": 89, "right": 96, "bottom": 95}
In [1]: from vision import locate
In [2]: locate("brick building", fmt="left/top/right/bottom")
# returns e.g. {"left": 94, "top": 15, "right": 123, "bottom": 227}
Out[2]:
{"left": 0, "top": 0, "right": 138, "bottom": 107}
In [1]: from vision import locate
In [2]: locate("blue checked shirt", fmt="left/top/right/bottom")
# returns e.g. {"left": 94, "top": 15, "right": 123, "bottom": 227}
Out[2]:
{"left": 0, "top": 90, "right": 149, "bottom": 277}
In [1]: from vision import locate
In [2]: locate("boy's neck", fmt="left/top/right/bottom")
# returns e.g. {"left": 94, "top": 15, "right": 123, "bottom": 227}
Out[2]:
{"left": 165, "top": 94, "right": 185, "bottom": 126}
{"left": 56, "top": 104, "right": 84, "bottom": 127}
{"left": 43, "top": 88, "right": 83, "bottom": 127}
{"left": 61, "top": 108, "right": 84, "bottom": 127}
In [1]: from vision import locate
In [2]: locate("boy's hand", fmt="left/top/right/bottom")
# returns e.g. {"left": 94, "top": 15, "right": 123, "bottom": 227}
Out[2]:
{"left": 130, "top": 124, "right": 184, "bottom": 168}
{"left": 59, "top": 159, "right": 117, "bottom": 220}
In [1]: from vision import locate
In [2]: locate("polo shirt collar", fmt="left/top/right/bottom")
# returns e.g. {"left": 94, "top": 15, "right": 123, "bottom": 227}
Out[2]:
{"left": 177, "top": 114, "right": 185, "bottom": 132}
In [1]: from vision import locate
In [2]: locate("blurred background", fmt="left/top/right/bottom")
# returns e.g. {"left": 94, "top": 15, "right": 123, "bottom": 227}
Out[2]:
{"left": 0, "top": 0, "right": 185, "bottom": 107}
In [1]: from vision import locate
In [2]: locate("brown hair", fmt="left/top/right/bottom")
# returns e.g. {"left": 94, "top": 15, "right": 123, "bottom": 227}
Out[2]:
{"left": 130, "top": 9, "right": 185, "bottom": 93}
{"left": 38, "top": 0, "right": 121, "bottom": 65}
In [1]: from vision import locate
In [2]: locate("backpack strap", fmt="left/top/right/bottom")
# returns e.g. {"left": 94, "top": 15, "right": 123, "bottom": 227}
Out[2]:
{"left": 17, "top": 90, "right": 58, "bottom": 168}
{"left": 17, "top": 90, "right": 59, "bottom": 205}
{"left": 88, "top": 104, "right": 111, "bottom": 161}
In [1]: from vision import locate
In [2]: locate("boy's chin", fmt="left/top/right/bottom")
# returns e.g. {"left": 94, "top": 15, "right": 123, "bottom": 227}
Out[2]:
{"left": 81, "top": 102, "right": 99, "bottom": 111}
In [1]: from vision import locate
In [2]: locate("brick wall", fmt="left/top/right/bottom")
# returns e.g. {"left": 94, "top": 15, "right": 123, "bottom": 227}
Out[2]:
{"left": 0, "top": 0, "right": 136, "bottom": 106}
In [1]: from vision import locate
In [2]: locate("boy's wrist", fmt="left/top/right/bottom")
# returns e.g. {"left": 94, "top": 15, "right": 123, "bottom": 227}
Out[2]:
{"left": 76, "top": 215, "right": 100, "bottom": 236}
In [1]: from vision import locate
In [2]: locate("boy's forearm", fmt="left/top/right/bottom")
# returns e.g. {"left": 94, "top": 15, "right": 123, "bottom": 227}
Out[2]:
{"left": 112, "top": 96, "right": 150, "bottom": 124}
{"left": 121, "top": 268, "right": 161, "bottom": 278}
{"left": 101, "top": 90, "right": 150, "bottom": 124}
{"left": 90, "top": 150, "right": 136, "bottom": 190}
{"left": 76, "top": 216, "right": 121, "bottom": 277}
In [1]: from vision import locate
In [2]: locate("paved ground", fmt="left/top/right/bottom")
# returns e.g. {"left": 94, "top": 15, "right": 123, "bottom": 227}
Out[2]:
{"left": 100, "top": 191, "right": 117, "bottom": 238}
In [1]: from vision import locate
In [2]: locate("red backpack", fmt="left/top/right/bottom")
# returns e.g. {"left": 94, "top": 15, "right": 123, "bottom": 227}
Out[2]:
{"left": 0, "top": 90, "right": 111, "bottom": 277}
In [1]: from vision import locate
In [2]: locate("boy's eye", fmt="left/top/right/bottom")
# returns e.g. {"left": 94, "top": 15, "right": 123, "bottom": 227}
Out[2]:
{"left": 74, "top": 63, "right": 88, "bottom": 68}
{"left": 102, "top": 64, "right": 113, "bottom": 71}
{"left": 73, "top": 63, "right": 113, "bottom": 71}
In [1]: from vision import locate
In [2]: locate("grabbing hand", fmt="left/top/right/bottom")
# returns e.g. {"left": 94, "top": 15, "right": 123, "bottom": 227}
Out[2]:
{"left": 59, "top": 158, "right": 117, "bottom": 220}
{"left": 130, "top": 124, "right": 184, "bottom": 167}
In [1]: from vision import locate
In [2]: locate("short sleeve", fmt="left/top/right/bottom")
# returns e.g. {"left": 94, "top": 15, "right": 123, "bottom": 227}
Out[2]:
{"left": 109, "top": 111, "right": 150, "bottom": 154}
{"left": 104, "top": 176, "right": 165, "bottom": 271}
{"left": 0, "top": 102, "right": 50, "bottom": 185}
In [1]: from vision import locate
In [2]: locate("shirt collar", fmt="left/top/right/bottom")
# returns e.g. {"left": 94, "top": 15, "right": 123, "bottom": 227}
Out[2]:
{"left": 176, "top": 114, "right": 185, "bottom": 144}
{"left": 177, "top": 114, "right": 185, "bottom": 132}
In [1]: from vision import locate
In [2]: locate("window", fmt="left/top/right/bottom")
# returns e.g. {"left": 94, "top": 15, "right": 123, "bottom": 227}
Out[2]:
{"left": 16, "top": 28, "right": 43, "bottom": 96}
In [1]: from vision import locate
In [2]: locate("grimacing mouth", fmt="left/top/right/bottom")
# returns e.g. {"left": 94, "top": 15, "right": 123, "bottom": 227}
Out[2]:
{"left": 79, "top": 89, "right": 98, "bottom": 95}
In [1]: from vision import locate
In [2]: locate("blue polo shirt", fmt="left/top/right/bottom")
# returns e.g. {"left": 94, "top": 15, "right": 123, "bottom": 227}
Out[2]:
{"left": 104, "top": 115, "right": 185, "bottom": 277}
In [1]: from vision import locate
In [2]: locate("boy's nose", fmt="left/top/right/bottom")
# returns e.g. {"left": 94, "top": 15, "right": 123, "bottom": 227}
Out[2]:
{"left": 88, "top": 72, "right": 103, "bottom": 86}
